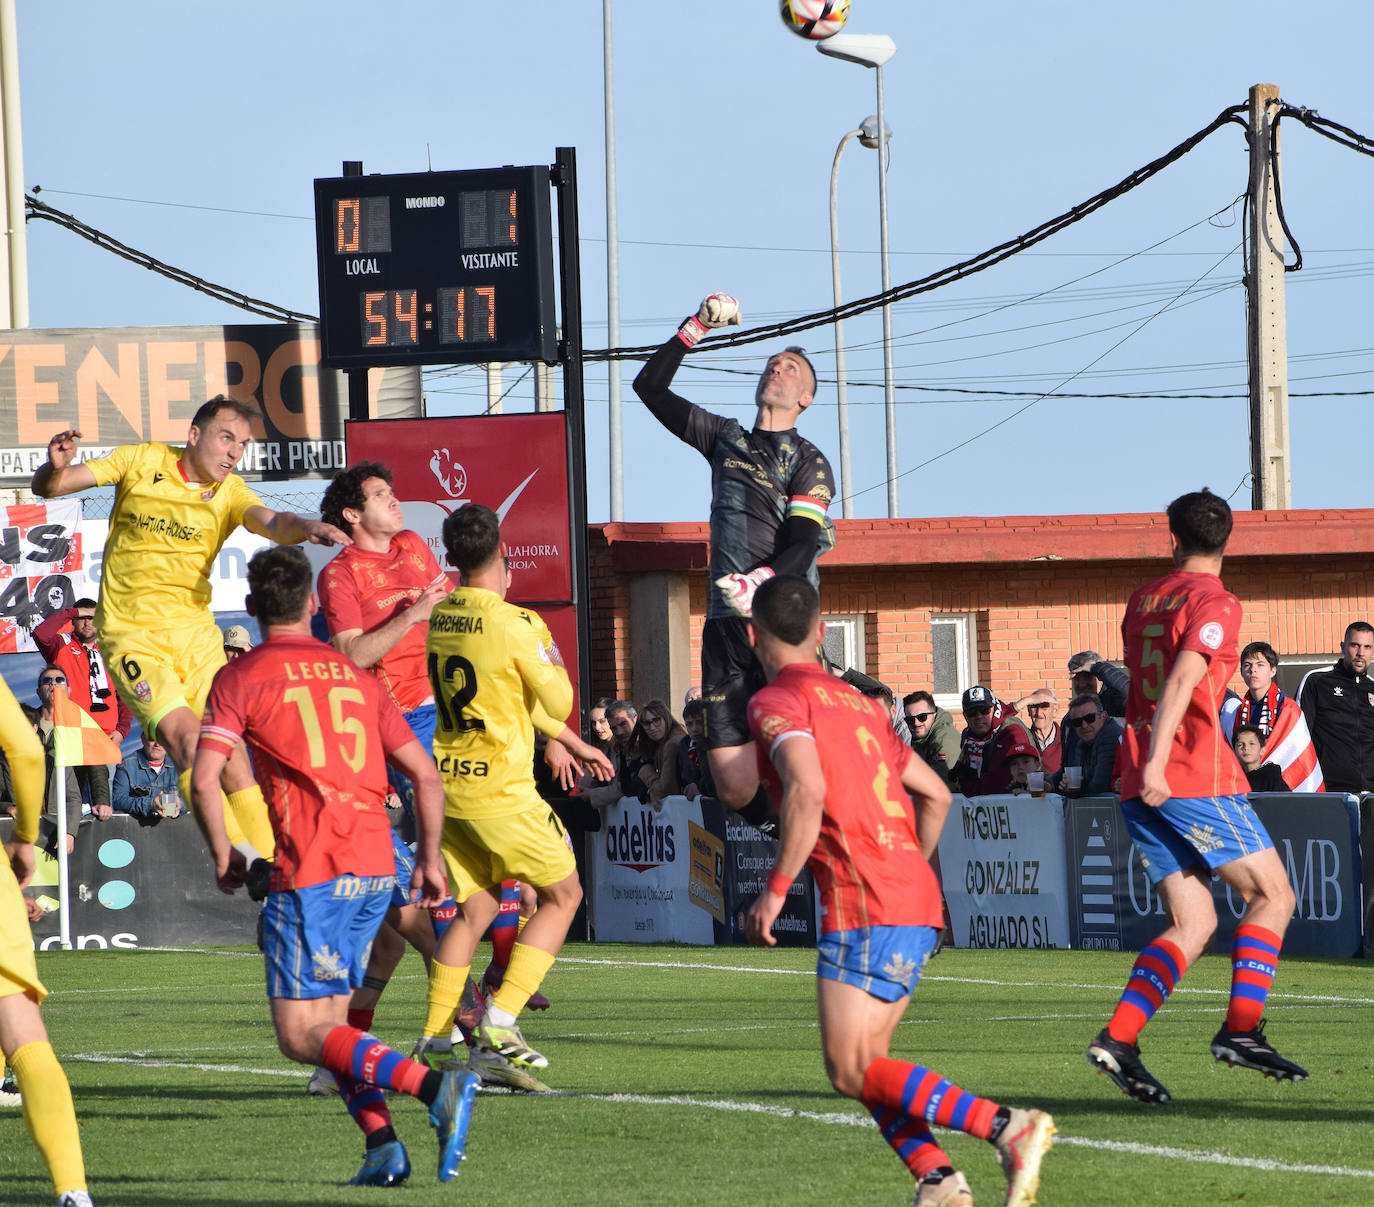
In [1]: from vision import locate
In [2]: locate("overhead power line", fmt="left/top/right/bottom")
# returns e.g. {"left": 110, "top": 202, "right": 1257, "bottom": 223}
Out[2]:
{"left": 24, "top": 194, "right": 319, "bottom": 324}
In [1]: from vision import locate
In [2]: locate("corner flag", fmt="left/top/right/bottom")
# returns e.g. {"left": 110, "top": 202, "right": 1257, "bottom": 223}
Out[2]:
{"left": 51, "top": 685, "right": 122, "bottom": 766}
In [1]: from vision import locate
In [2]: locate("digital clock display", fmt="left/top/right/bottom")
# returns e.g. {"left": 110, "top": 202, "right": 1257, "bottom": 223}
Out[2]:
{"left": 314, "top": 166, "right": 557, "bottom": 367}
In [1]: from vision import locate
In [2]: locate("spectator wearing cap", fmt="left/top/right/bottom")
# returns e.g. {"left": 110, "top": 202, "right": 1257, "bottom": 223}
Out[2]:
{"left": 954, "top": 684, "right": 1038, "bottom": 797}
{"left": 1004, "top": 739, "right": 1042, "bottom": 796}
{"left": 222, "top": 624, "right": 253, "bottom": 660}
{"left": 1054, "top": 692, "right": 1122, "bottom": 796}
{"left": 903, "top": 690, "right": 960, "bottom": 788}
{"left": 1066, "top": 651, "right": 1128, "bottom": 718}
{"left": 1298, "top": 622, "right": 1374, "bottom": 794}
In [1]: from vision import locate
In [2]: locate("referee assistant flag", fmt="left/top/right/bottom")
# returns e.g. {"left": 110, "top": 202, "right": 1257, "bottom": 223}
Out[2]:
{"left": 51, "top": 685, "right": 123, "bottom": 766}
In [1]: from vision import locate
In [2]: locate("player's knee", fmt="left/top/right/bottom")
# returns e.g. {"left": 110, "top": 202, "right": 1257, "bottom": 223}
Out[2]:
{"left": 822, "top": 1053, "right": 863, "bottom": 1100}
{"left": 275, "top": 1029, "right": 312, "bottom": 1064}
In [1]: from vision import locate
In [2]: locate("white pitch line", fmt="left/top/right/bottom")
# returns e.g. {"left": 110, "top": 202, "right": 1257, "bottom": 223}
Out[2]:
{"left": 63, "top": 1053, "right": 1374, "bottom": 1181}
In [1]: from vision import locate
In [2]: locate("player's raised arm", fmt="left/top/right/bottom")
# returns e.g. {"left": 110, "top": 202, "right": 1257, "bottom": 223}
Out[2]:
{"left": 243, "top": 504, "right": 352, "bottom": 548}
{"left": 633, "top": 292, "right": 741, "bottom": 438}
{"left": 30, "top": 428, "right": 98, "bottom": 497}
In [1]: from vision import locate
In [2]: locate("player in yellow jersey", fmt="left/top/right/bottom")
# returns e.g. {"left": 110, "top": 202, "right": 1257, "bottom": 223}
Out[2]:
{"left": 0, "top": 676, "right": 94, "bottom": 1207}
{"left": 414, "top": 503, "right": 612, "bottom": 1076}
{"left": 31, "top": 397, "right": 350, "bottom": 869}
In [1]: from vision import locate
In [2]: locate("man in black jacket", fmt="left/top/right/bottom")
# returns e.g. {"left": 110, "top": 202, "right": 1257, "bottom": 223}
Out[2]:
{"left": 1298, "top": 622, "right": 1374, "bottom": 794}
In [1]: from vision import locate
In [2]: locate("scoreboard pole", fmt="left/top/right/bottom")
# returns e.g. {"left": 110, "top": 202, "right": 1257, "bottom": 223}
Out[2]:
{"left": 552, "top": 146, "right": 592, "bottom": 714}
{"left": 342, "top": 158, "right": 368, "bottom": 422}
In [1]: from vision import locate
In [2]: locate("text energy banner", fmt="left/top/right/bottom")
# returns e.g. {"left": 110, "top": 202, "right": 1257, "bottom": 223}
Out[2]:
{"left": 939, "top": 794, "right": 1072, "bottom": 949}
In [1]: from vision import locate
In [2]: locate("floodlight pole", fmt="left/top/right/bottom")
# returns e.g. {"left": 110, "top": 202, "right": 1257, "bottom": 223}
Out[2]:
{"left": 818, "top": 34, "right": 900, "bottom": 517}
{"left": 829, "top": 128, "right": 859, "bottom": 519}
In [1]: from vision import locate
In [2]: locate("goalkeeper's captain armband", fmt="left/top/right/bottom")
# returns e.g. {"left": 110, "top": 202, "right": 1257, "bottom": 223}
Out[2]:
{"left": 677, "top": 291, "right": 742, "bottom": 348}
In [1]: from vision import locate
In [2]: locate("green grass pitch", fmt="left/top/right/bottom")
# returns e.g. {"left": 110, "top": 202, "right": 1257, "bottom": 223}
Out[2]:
{"left": 3, "top": 943, "right": 1371, "bottom": 1205}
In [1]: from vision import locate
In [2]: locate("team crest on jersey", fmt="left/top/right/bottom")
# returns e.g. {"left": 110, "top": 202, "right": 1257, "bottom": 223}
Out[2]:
{"left": 200, "top": 490, "right": 214, "bottom": 501}
{"left": 134, "top": 680, "right": 151, "bottom": 702}
{"left": 1199, "top": 621, "right": 1224, "bottom": 650}
{"left": 756, "top": 713, "right": 790, "bottom": 742}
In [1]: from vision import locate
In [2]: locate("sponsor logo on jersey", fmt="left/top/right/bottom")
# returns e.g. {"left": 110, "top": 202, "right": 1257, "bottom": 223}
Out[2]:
{"left": 152, "top": 472, "right": 166, "bottom": 484}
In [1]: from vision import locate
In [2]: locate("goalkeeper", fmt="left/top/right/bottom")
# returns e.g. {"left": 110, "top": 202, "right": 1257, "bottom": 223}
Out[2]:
{"left": 634, "top": 294, "right": 836, "bottom": 827}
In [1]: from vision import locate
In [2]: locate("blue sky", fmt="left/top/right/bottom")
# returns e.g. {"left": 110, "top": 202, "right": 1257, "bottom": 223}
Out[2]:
{"left": 16, "top": 2, "right": 1374, "bottom": 522}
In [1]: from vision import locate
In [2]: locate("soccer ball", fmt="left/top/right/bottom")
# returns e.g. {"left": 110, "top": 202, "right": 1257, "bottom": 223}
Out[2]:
{"left": 780, "top": 0, "right": 850, "bottom": 41}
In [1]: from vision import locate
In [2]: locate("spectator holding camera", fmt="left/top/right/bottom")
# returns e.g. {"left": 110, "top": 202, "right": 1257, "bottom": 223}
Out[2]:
{"left": 33, "top": 596, "right": 132, "bottom": 746}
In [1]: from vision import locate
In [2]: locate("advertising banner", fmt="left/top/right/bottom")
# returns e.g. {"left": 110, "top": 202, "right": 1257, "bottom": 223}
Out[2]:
{"left": 1065, "top": 794, "right": 1363, "bottom": 957}
{"left": 938, "top": 794, "right": 1072, "bottom": 950}
{"left": 589, "top": 797, "right": 715, "bottom": 944}
{"left": 344, "top": 414, "right": 571, "bottom": 602}
{"left": 0, "top": 500, "right": 89, "bottom": 653}
{"left": 714, "top": 801, "right": 819, "bottom": 947}
{"left": 0, "top": 324, "right": 420, "bottom": 484}
{"left": 3, "top": 814, "right": 261, "bottom": 949}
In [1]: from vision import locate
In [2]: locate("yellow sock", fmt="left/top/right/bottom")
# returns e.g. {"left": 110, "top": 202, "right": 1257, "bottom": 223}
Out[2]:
{"left": 423, "top": 961, "right": 470, "bottom": 1037}
{"left": 226, "top": 784, "right": 275, "bottom": 860}
{"left": 11, "top": 1041, "right": 86, "bottom": 1197}
{"left": 491, "top": 943, "right": 556, "bottom": 1020}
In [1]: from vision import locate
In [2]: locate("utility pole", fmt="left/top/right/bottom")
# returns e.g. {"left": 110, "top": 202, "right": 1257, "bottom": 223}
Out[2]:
{"left": 0, "top": 0, "right": 29, "bottom": 328}
{"left": 1246, "top": 83, "right": 1292, "bottom": 510}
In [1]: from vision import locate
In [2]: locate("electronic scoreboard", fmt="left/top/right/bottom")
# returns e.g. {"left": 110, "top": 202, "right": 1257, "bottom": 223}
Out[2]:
{"left": 313, "top": 166, "right": 558, "bottom": 367}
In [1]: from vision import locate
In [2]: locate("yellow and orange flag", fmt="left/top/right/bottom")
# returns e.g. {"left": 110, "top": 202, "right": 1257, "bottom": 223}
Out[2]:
{"left": 51, "top": 685, "right": 123, "bottom": 767}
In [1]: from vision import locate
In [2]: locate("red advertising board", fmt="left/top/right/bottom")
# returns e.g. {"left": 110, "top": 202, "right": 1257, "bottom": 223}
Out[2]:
{"left": 345, "top": 414, "right": 581, "bottom": 716}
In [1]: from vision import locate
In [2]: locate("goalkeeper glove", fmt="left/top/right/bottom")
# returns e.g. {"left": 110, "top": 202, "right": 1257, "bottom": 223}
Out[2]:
{"left": 677, "top": 292, "right": 742, "bottom": 348}
{"left": 715, "top": 566, "right": 775, "bottom": 617}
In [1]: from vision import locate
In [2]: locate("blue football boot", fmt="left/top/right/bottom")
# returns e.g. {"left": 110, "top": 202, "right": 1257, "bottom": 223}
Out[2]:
{"left": 347, "top": 1139, "right": 411, "bottom": 1187}
{"left": 429, "top": 1069, "right": 479, "bottom": 1182}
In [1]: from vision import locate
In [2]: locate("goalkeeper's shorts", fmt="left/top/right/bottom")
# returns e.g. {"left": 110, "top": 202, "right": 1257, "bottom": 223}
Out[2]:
{"left": 701, "top": 616, "right": 764, "bottom": 750}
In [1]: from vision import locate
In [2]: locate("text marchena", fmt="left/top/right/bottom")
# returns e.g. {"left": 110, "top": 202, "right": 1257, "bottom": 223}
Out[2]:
{"left": 605, "top": 806, "right": 676, "bottom": 870}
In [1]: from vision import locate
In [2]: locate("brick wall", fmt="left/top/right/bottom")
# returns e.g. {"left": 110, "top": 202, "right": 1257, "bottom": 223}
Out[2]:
{"left": 588, "top": 514, "right": 1374, "bottom": 713}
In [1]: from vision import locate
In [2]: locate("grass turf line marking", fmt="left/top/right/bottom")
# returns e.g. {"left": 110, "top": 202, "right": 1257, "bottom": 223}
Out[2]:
{"left": 65, "top": 1053, "right": 1374, "bottom": 1181}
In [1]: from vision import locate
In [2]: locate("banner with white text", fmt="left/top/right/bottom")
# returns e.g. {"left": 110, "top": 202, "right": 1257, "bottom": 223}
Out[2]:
{"left": 938, "top": 794, "right": 1072, "bottom": 950}
{"left": 589, "top": 797, "right": 715, "bottom": 944}
{"left": 0, "top": 500, "right": 89, "bottom": 653}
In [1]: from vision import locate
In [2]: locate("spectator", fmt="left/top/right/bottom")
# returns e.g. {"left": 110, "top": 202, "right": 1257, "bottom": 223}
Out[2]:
{"left": 586, "top": 699, "right": 645, "bottom": 807}
{"left": 1299, "top": 621, "right": 1374, "bottom": 794}
{"left": 589, "top": 697, "right": 614, "bottom": 752}
{"left": 843, "top": 670, "right": 911, "bottom": 745}
{"left": 35, "top": 666, "right": 110, "bottom": 850}
{"left": 222, "top": 624, "right": 254, "bottom": 660}
{"left": 1004, "top": 738, "right": 1043, "bottom": 796}
{"left": 683, "top": 685, "right": 702, "bottom": 708}
{"left": 677, "top": 697, "right": 717, "bottom": 800}
{"left": 112, "top": 731, "right": 183, "bottom": 820}
{"left": 633, "top": 698, "right": 687, "bottom": 806}
{"left": 1056, "top": 693, "right": 1122, "bottom": 796}
{"left": 1067, "top": 650, "right": 1128, "bottom": 717}
{"left": 1233, "top": 723, "right": 1286, "bottom": 793}
{"left": 32, "top": 596, "right": 132, "bottom": 746}
{"left": 903, "top": 691, "right": 960, "bottom": 787}
{"left": 1227, "top": 640, "right": 1324, "bottom": 792}
{"left": 954, "top": 685, "right": 1034, "bottom": 797}
{"left": 1024, "top": 694, "right": 1063, "bottom": 777}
